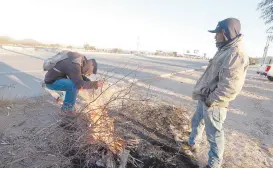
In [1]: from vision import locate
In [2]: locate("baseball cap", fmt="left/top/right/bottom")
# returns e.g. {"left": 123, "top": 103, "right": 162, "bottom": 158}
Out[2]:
{"left": 208, "top": 18, "right": 241, "bottom": 40}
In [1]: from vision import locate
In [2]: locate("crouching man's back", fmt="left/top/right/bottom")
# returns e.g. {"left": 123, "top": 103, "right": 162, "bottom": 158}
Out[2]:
{"left": 44, "top": 51, "right": 103, "bottom": 116}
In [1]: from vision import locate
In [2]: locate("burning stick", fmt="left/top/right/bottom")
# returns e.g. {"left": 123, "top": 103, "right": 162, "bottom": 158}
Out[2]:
{"left": 75, "top": 78, "right": 135, "bottom": 154}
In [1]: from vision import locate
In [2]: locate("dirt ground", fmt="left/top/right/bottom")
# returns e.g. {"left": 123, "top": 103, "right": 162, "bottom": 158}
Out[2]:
{"left": 0, "top": 96, "right": 69, "bottom": 168}
{"left": 0, "top": 93, "right": 198, "bottom": 168}
{"left": 1, "top": 68, "right": 273, "bottom": 168}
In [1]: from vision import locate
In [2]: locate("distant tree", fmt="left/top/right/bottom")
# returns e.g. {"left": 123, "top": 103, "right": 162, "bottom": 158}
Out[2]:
{"left": 56, "top": 44, "right": 60, "bottom": 47}
{"left": 155, "top": 50, "right": 162, "bottom": 55}
{"left": 110, "top": 48, "right": 123, "bottom": 53}
{"left": 258, "top": 0, "right": 273, "bottom": 31}
{"left": 84, "top": 43, "right": 96, "bottom": 51}
{"left": 67, "top": 45, "right": 72, "bottom": 49}
{"left": 48, "top": 44, "right": 60, "bottom": 48}
{"left": 89, "top": 46, "right": 96, "bottom": 51}
{"left": 84, "top": 43, "right": 90, "bottom": 50}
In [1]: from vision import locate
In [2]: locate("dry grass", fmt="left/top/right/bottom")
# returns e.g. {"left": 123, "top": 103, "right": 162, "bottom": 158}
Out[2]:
{"left": 0, "top": 66, "right": 199, "bottom": 168}
{"left": 0, "top": 78, "right": 199, "bottom": 168}
{"left": 2, "top": 70, "right": 273, "bottom": 168}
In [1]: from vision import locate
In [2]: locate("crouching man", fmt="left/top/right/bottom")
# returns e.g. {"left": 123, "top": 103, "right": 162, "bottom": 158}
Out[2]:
{"left": 44, "top": 51, "right": 103, "bottom": 116}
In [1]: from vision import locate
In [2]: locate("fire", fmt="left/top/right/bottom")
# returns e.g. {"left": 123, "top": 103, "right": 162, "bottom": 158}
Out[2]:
{"left": 77, "top": 87, "right": 125, "bottom": 154}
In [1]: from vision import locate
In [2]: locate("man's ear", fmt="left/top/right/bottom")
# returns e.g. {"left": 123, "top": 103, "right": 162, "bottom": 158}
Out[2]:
{"left": 221, "top": 29, "right": 228, "bottom": 41}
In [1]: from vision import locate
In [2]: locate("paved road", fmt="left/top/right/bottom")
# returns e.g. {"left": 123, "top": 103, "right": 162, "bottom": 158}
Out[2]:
{"left": 0, "top": 47, "right": 208, "bottom": 99}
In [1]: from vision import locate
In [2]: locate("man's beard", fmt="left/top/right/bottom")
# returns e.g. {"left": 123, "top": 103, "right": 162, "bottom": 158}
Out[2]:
{"left": 216, "top": 42, "right": 227, "bottom": 49}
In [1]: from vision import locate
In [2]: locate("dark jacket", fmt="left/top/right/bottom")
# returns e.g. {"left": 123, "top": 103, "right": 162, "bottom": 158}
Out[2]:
{"left": 44, "top": 51, "right": 98, "bottom": 89}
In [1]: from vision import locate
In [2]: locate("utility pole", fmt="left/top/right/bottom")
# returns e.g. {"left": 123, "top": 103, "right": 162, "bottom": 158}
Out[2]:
{"left": 262, "top": 32, "right": 273, "bottom": 64}
{"left": 136, "top": 36, "right": 140, "bottom": 55}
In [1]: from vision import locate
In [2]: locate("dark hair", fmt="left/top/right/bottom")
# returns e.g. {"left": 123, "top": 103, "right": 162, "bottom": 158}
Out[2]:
{"left": 91, "top": 59, "right": 97, "bottom": 74}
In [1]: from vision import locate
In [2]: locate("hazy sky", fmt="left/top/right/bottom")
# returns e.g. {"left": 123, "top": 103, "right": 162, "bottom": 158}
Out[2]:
{"left": 1, "top": 0, "right": 272, "bottom": 57}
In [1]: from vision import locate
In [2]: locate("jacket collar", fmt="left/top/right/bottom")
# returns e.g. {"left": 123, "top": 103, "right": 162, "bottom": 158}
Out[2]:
{"left": 221, "top": 35, "right": 243, "bottom": 50}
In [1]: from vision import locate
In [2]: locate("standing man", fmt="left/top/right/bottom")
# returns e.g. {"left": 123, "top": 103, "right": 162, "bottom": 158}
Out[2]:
{"left": 188, "top": 18, "right": 249, "bottom": 168}
{"left": 44, "top": 51, "right": 103, "bottom": 116}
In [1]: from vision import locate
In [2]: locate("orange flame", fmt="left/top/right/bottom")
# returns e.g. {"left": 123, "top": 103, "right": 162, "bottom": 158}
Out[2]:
{"left": 79, "top": 89, "right": 125, "bottom": 154}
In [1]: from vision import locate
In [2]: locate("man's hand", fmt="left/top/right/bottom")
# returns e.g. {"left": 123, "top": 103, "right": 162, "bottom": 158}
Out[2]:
{"left": 97, "top": 80, "right": 104, "bottom": 88}
{"left": 205, "top": 99, "right": 212, "bottom": 108}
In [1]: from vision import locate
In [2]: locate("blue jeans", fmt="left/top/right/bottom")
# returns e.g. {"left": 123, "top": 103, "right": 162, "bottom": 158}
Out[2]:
{"left": 189, "top": 100, "right": 227, "bottom": 168}
{"left": 46, "top": 79, "right": 79, "bottom": 111}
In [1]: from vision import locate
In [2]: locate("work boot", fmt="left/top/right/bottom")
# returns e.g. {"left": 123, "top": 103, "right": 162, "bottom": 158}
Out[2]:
{"left": 58, "top": 109, "right": 77, "bottom": 117}
{"left": 179, "top": 141, "right": 199, "bottom": 153}
{"left": 56, "top": 96, "right": 64, "bottom": 105}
